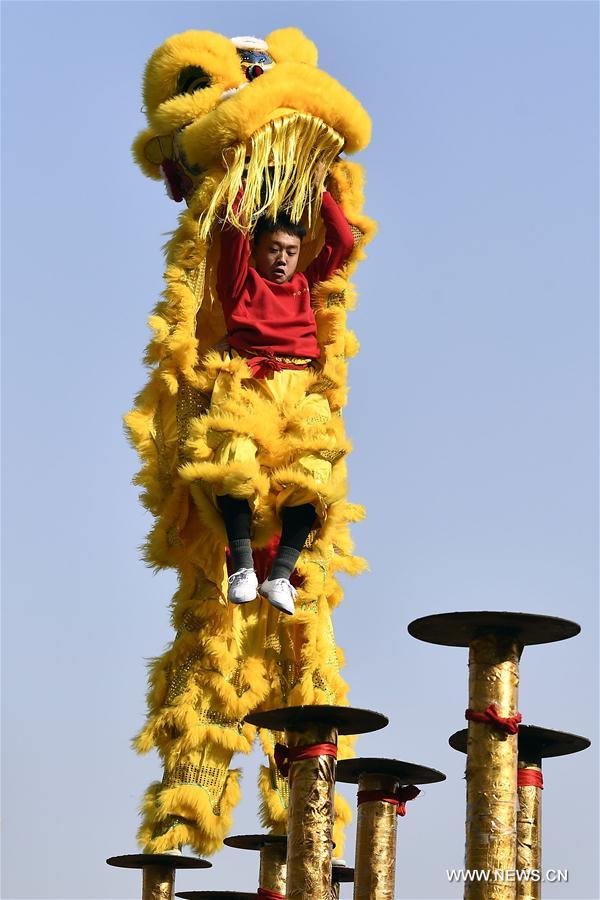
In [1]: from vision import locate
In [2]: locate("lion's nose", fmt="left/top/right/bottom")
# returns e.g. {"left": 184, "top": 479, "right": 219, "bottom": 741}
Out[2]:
{"left": 245, "top": 64, "right": 264, "bottom": 82}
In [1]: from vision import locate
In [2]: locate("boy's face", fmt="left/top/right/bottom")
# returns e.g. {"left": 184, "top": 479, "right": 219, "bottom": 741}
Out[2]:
{"left": 252, "top": 230, "right": 302, "bottom": 284}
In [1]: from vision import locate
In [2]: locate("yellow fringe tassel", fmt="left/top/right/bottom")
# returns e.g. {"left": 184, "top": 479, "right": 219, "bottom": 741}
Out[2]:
{"left": 198, "top": 113, "right": 344, "bottom": 240}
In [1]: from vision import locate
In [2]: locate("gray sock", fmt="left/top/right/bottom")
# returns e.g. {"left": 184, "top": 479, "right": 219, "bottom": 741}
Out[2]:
{"left": 230, "top": 539, "right": 254, "bottom": 572}
{"left": 270, "top": 545, "right": 301, "bottom": 581}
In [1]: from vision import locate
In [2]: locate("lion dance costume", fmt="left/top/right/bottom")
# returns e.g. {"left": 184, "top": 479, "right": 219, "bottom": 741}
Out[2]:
{"left": 125, "top": 27, "right": 375, "bottom": 858}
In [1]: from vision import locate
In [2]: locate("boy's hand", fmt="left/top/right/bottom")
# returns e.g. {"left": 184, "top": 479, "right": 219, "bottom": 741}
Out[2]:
{"left": 312, "top": 161, "right": 329, "bottom": 193}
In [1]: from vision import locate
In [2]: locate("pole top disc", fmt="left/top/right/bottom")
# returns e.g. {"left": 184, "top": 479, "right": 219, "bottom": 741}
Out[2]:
{"left": 332, "top": 862, "right": 355, "bottom": 884}
{"left": 408, "top": 611, "right": 580, "bottom": 648}
{"left": 176, "top": 894, "right": 256, "bottom": 899}
{"left": 224, "top": 834, "right": 287, "bottom": 851}
{"left": 107, "top": 854, "right": 211, "bottom": 870}
{"left": 336, "top": 757, "right": 446, "bottom": 785}
{"left": 449, "top": 725, "right": 591, "bottom": 760}
{"left": 245, "top": 704, "right": 388, "bottom": 735}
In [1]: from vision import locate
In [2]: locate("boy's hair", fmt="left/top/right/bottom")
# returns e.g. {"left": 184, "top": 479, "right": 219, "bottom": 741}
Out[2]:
{"left": 253, "top": 211, "right": 306, "bottom": 245}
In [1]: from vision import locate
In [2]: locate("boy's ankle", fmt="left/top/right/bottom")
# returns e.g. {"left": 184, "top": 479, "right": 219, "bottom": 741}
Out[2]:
{"left": 229, "top": 537, "right": 254, "bottom": 572}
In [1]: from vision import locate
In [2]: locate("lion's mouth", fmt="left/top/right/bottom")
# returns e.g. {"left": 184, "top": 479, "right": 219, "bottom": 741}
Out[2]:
{"left": 193, "top": 112, "right": 344, "bottom": 239}
{"left": 219, "top": 82, "right": 249, "bottom": 102}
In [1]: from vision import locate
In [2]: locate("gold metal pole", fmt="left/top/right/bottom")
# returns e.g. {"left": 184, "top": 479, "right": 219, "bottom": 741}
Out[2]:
{"left": 142, "top": 866, "right": 175, "bottom": 900}
{"left": 338, "top": 757, "right": 443, "bottom": 900}
{"left": 259, "top": 841, "right": 288, "bottom": 896}
{"left": 223, "top": 833, "right": 288, "bottom": 898}
{"left": 465, "top": 633, "right": 522, "bottom": 900}
{"left": 516, "top": 762, "right": 542, "bottom": 900}
{"left": 451, "top": 722, "right": 590, "bottom": 900}
{"left": 330, "top": 883, "right": 340, "bottom": 899}
{"left": 286, "top": 722, "right": 338, "bottom": 900}
{"left": 244, "top": 706, "right": 388, "bottom": 900}
{"left": 353, "top": 773, "right": 399, "bottom": 900}
{"left": 514, "top": 726, "right": 590, "bottom": 900}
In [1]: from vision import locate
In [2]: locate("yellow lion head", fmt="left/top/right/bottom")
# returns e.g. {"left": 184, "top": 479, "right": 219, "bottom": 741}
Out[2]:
{"left": 133, "top": 28, "right": 371, "bottom": 237}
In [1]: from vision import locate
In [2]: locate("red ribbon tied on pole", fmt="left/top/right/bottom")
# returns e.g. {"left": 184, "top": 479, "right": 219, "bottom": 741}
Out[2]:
{"left": 357, "top": 785, "right": 421, "bottom": 816}
{"left": 518, "top": 768, "right": 544, "bottom": 789}
{"left": 274, "top": 741, "right": 338, "bottom": 778}
{"left": 257, "top": 890, "right": 285, "bottom": 899}
{"left": 465, "top": 704, "right": 522, "bottom": 735}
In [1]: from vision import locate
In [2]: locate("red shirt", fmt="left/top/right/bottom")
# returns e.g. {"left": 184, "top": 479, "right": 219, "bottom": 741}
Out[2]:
{"left": 217, "top": 191, "right": 354, "bottom": 361}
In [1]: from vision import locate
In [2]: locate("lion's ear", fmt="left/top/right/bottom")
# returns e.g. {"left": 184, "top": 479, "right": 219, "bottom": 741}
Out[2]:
{"left": 265, "top": 28, "right": 318, "bottom": 66}
{"left": 132, "top": 128, "right": 164, "bottom": 180}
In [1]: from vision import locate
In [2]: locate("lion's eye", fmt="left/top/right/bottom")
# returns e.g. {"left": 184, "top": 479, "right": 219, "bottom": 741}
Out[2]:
{"left": 177, "top": 66, "right": 212, "bottom": 94}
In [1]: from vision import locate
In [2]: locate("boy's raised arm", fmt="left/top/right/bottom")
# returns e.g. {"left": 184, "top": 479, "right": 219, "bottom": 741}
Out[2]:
{"left": 217, "top": 188, "right": 250, "bottom": 304}
{"left": 304, "top": 190, "right": 355, "bottom": 288}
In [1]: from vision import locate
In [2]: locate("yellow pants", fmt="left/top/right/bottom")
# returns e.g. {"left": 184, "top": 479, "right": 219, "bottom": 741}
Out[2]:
{"left": 184, "top": 352, "right": 343, "bottom": 524}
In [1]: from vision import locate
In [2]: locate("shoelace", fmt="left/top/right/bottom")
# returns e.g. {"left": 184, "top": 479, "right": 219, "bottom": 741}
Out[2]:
{"left": 228, "top": 568, "right": 254, "bottom": 585}
{"left": 269, "top": 579, "right": 298, "bottom": 597}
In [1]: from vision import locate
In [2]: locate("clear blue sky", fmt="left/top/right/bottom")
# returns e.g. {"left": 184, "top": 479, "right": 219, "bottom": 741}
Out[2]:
{"left": 2, "top": 2, "right": 597, "bottom": 898}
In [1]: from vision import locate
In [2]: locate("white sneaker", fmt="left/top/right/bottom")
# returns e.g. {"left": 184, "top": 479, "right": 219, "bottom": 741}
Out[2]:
{"left": 259, "top": 577, "right": 297, "bottom": 615}
{"left": 228, "top": 568, "right": 258, "bottom": 603}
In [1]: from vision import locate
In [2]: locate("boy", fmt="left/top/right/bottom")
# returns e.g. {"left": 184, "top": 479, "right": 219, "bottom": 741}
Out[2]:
{"left": 213, "top": 178, "right": 354, "bottom": 615}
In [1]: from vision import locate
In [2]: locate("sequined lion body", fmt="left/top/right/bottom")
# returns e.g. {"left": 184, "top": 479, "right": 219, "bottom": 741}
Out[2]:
{"left": 125, "top": 27, "right": 375, "bottom": 856}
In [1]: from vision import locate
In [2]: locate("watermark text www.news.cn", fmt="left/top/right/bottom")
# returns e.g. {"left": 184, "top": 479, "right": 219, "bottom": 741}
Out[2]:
{"left": 446, "top": 869, "right": 568, "bottom": 884}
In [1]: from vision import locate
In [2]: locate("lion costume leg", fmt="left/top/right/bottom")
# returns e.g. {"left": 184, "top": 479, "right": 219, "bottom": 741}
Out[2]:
{"left": 134, "top": 557, "right": 275, "bottom": 855}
